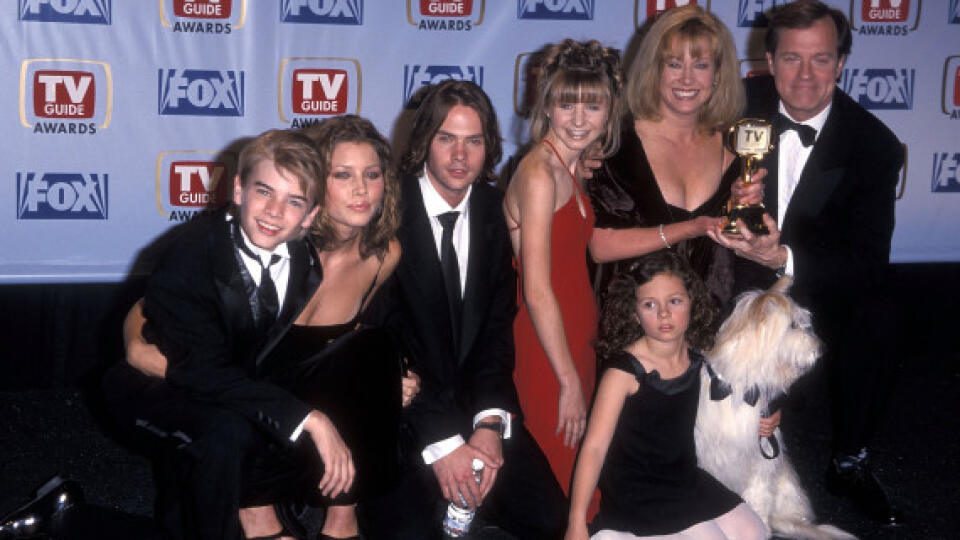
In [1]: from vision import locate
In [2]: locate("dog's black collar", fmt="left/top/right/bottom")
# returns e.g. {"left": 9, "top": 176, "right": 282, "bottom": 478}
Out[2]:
{"left": 706, "top": 362, "right": 782, "bottom": 460}
{"left": 705, "top": 362, "right": 733, "bottom": 401}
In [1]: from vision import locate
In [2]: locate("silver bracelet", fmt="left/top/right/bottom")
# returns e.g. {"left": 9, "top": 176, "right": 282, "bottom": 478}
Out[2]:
{"left": 658, "top": 223, "right": 670, "bottom": 249}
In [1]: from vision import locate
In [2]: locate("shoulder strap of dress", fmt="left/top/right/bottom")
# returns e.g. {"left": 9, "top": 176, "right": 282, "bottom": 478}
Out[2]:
{"left": 358, "top": 256, "right": 385, "bottom": 312}
{"left": 542, "top": 138, "right": 587, "bottom": 211}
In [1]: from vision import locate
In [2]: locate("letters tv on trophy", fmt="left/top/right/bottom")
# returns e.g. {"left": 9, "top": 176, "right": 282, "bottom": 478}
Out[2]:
{"left": 723, "top": 119, "right": 772, "bottom": 235}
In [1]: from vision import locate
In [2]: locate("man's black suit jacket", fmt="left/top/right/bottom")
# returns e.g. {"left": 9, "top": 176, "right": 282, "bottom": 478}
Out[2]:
{"left": 369, "top": 176, "right": 521, "bottom": 456}
{"left": 735, "top": 75, "right": 903, "bottom": 310}
{"left": 141, "top": 207, "right": 323, "bottom": 445}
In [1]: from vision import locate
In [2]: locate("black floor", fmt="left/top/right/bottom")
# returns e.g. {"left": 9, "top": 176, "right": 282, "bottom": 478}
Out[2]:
{"left": 2, "top": 263, "right": 958, "bottom": 539}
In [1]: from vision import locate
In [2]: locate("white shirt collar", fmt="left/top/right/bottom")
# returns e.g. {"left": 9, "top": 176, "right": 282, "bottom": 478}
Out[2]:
{"left": 778, "top": 100, "right": 832, "bottom": 136}
{"left": 228, "top": 212, "right": 291, "bottom": 264}
{"left": 418, "top": 164, "right": 471, "bottom": 217}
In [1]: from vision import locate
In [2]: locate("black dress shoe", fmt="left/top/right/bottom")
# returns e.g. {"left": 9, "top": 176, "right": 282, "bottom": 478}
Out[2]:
{"left": 0, "top": 476, "right": 85, "bottom": 538}
{"left": 826, "top": 453, "right": 903, "bottom": 526}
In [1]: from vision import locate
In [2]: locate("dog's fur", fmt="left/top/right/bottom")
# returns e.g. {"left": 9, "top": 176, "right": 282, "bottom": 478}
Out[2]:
{"left": 695, "top": 277, "right": 856, "bottom": 540}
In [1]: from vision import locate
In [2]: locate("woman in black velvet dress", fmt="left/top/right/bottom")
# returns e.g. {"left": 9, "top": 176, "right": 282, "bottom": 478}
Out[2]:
{"left": 585, "top": 6, "right": 760, "bottom": 310}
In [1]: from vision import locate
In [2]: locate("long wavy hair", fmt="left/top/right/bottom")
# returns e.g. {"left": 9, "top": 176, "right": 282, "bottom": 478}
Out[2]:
{"left": 625, "top": 5, "right": 744, "bottom": 132}
{"left": 596, "top": 251, "right": 717, "bottom": 360}
{"left": 528, "top": 38, "right": 623, "bottom": 158}
{"left": 300, "top": 115, "right": 399, "bottom": 259}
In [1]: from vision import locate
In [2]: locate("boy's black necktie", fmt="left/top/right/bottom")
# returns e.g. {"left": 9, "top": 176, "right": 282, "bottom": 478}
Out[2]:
{"left": 234, "top": 231, "right": 282, "bottom": 327}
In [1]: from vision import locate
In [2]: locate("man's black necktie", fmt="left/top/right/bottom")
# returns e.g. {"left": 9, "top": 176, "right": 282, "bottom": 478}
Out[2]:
{"left": 438, "top": 211, "right": 462, "bottom": 341}
{"left": 234, "top": 232, "right": 282, "bottom": 327}
{"left": 773, "top": 112, "right": 817, "bottom": 147}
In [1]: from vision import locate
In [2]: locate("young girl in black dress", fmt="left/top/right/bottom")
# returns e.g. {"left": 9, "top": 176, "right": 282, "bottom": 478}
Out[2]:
{"left": 565, "top": 251, "right": 766, "bottom": 540}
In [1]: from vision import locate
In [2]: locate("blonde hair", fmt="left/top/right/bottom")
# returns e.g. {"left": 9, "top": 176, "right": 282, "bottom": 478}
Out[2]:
{"left": 626, "top": 5, "right": 744, "bottom": 131}
{"left": 529, "top": 39, "right": 623, "bottom": 157}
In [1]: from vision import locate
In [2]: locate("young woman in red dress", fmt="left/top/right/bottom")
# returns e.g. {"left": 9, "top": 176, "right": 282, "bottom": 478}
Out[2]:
{"left": 502, "top": 39, "right": 622, "bottom": 500}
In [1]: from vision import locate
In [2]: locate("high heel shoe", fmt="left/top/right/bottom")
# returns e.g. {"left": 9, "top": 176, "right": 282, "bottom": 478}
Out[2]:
{"left": 0, "top": 476, "right": 84, "bottom": 538}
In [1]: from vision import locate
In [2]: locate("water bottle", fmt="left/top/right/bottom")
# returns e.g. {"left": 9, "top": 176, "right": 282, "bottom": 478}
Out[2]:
{"left": 441, "top": 458, "right": 484, "bottom": 537}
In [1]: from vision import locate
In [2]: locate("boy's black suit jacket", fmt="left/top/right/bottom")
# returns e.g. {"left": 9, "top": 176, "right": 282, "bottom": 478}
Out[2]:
{"left": 142, "top": 207, "right": 323, "bottom": 445}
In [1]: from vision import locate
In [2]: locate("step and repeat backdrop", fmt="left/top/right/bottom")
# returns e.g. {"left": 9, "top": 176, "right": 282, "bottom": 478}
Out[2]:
{"left": 1, "top": 0, "right": 958, "bottom": 283}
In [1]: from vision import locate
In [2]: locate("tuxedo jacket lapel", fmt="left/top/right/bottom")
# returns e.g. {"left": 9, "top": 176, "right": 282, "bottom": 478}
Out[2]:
{"left": 782, "top": 97, "right": 847, "bottom": 238}
{"left": 459, "top": 194, "right": 494, "bottom": 364}
{"left": 212, "top": 217, "right": 258, "bottom": 346}
{"left": 399, "top": 178, "right": 458, "bottom": 357}
{"left": 256, "top": 237, "right": 323, "bottom": 368}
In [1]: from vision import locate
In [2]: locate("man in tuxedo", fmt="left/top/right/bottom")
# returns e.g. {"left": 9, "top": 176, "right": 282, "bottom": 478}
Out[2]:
{"left": 710, "top": 0, "right": 903, "bottom": 525}
{"left": 104, "top": 129, "right": 355, "bottom": 539}
{"left": 360, "top": 80, "right": 566, "bottom": 539}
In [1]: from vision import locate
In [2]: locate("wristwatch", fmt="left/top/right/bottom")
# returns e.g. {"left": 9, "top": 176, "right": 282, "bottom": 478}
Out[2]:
{"left": 475, "top": 420, "right": 504, "bottom": 439}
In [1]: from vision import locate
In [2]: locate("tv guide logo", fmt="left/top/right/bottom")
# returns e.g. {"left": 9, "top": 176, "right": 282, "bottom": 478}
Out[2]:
{"left": 279, "top": 58, "right": 362, "bottom": 127}
{"left": 517, "top": 0, "right": 594, "bottom": 20}
{"left": 18, "top": 0, "right": 111, "bottom": 24}
{"left": 156, "top": 151, "right": 236, "bottom": 221}
{"left": 738, "top": 58, "right": 769, "bottom": 79}
{"left": 280, "top": 0, "right": 363, "bottom": 24}
{"left": 408, "top": 0, "right": 485, "bottom": 31}
{"left": 158, "top": 69, "right": 244, "bottom": 117}
{"left": 20, "top": 59, "right": 112, "bottom": 134}
{"left": 932, "top": 152, "right": 960, "bottom": 192}
{"left": 17, "top": 172, "right": 108, "bottom": 220}
{"left": 159, "top": 0, "right": 247, "bottom": 34}
{"left": 943, "top": 56, "right": 960, "bottom": 118}
{"left": 850, "top": 0, "right": 919, "bottom": 36}
{"left": 403, "top": 65, "right": 483, "bottom": 106}
{"left": 840, "top": 68, "right": 914, "bottom": 110}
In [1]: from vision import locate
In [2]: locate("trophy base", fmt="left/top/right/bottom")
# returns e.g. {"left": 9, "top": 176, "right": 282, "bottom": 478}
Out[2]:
{"left": 723, "top": 205, "right": 769, "bottom": 236}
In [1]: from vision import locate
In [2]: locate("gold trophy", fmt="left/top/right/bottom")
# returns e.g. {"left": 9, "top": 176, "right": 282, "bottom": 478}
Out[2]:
{"left": 723, "top": 118, "right": 774, "bottom": 235}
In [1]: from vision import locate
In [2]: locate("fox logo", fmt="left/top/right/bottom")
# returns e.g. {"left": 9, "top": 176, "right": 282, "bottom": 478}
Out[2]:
{"left": 17, "top": 172, "right": 108, "bottom": 219}
{"left": 18, "top": 0, "right": 112, "bottom": 24}
{"left": 737, "top": 0, "right": 790, "bottom": 27}
{"left": 33, "top": 71, "right": 95, "bottom": 119}
{"left": 840, "top": 68, "right": 914, "bottom": 110}
{"left": 280, "top": 0, "right": 363, "bottom": 24}
{"left": 932, "top": 153, "right": 960, "bottom": 192}
{"left": 403, "top": 65, "right": 483, "bottom": 105}
{"left": 158, "top": 69, "right": 244, "bottom": 116}
{"left": 951, "top": 0, "right": 960, "bottom": 23}
{"left": 517, "top": 0, "right": 593, "bottom": 20}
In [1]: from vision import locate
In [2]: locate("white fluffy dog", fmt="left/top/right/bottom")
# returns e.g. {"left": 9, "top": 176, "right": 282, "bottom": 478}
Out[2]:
{"left": 694, "top": 277, "right": 856, "bottom": 540}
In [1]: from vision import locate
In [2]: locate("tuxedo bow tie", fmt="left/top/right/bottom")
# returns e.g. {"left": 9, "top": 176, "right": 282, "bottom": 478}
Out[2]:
{"left": 773, "top": 113, "right": 817, "bottom": 147}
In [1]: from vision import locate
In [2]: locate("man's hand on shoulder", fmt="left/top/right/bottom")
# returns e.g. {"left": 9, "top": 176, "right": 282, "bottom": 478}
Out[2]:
{"left": 431, "top": 439, "right": 501, "bottom": 509}
{"left": 708, "top": 213, "right": 788, "bottom": 270}
{"left": 303, "top": 410, "right": 354, "bottom": 498}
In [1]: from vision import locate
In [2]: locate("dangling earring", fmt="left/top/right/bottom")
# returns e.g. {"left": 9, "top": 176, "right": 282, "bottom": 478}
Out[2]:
{"left": 712, "top": 79, "right": 719, "bottom": 88}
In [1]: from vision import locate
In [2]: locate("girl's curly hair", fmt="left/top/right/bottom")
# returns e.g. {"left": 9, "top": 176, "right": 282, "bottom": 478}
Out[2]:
{"left": 596, "top": 250, "right": 717, "bottom": 360}
{"left": 529, "top": 39, "right": 624, "bottom": 157}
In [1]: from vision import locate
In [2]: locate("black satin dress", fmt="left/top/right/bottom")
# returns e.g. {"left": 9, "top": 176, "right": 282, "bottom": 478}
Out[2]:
{"left": 593, "top": 350, "right": 741, "bottom": 536}
{"left": 262, "top": 279, "right": 403, "bottom": 505}
{"left": 587, "top": 120, "right": 741, "bottom": 308}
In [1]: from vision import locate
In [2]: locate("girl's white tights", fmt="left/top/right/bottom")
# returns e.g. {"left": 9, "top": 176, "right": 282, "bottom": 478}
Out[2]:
{"left": 591, "top": 503, "right": 768, "bottom": 540}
